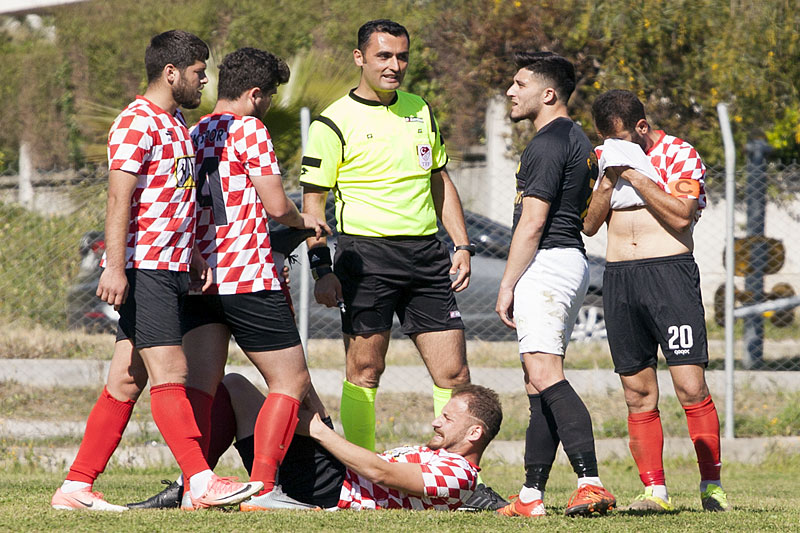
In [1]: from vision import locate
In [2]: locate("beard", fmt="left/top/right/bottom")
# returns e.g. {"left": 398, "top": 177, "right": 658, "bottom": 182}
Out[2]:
{"left": 173, "top": 78, "right": 202, "bottom": 109}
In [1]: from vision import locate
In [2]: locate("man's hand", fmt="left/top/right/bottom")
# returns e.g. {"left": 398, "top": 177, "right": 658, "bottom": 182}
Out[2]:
{"left": 314, "top": 272, "right": 343, "bottom": 308}
{"left": 299, "top": 212, "right": 331, "bottom": 239}
{"left": 189, "top": 249, "right": 213, "bottom": 293}
{"left": 495, "top": 286, "right": 515, "bottom": 329}
{"left": 604, "top": 165, "right": 627, "bottom": 185}
{"left": 97, "top": 268, "right": 128, "bottom": 310}
{"left": 450, "top": 249, "right": 472, "bottom": 292}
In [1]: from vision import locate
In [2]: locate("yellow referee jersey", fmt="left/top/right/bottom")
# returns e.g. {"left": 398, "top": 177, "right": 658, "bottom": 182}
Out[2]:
{"left": 300, "top": 89, "right": 448, "bottom": 237}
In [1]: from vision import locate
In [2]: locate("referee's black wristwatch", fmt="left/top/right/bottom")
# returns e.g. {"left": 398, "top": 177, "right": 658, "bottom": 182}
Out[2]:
{"left": 311, "top": 266, "right": 333, "bottom": 281}
{"left": 453, "top": 243, "right": 476, "bottom": 256}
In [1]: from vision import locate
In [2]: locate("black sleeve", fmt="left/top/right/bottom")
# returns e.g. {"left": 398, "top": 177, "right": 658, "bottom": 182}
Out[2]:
{"left": 519, "top": 133, "right": 566, "bottom": 203}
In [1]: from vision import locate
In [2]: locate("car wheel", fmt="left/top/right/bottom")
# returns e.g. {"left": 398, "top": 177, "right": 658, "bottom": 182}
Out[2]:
{"left": 571, "top": 295, "right": 606, "bottom": 341}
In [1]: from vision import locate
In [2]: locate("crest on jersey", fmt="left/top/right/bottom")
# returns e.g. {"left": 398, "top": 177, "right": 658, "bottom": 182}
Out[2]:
{"left": 417, "top": 144, "right": 432, "bottom": 170}
{"left": 174, "top": 155, "right": 196, "bottom": 188}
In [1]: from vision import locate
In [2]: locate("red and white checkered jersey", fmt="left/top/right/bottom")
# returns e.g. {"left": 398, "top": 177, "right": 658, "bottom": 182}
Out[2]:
{"left": 189, "top": 113, "right": 281, "bottom": 294}
{"left": 103, "top": 96, "right": 196, "bottom": 271}
{"left": 337, "top": 446, "right": 478, "bottom": 510}
{"left": 647, "top": 130, "right": 707, "bottom": 210}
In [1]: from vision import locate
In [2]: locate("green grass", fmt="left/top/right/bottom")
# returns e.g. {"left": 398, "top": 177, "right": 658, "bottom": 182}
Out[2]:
{"left": 3, "top": 458, "right": 800, "bottom": 532}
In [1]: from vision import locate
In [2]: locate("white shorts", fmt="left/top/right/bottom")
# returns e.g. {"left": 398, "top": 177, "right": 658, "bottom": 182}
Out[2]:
{"left": 513, "top": 247, "right": 589, "bottom": 356}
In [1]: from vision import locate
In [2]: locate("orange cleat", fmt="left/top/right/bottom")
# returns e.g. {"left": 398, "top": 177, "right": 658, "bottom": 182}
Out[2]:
{"left": 565, "top": 484, "right": 615, "bottom": 517}
{"left": 496, "top": 495, "right": 546, "bottom": 517}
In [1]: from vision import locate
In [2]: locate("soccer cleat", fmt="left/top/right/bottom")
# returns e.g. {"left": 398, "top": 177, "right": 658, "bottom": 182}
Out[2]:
{"left": 701, "top": 483, "right": 731, "bottom": 512}
{"left": 239, "top": 485, "right": 321, "bottom": 511}
{"left": 458, "top": 483, "right": 510, "bottom": 511}
{"left": 180, "top": 488, "right": 197, "bottom": 511}
{"left": 190, "top": 475, "right": 263, "bottom": 509}
{"left": 623, "top": 486, "right": 674, "bottom": 512}
{"left": 565, "top": 484, "right": 616, "bottom": 517}
{"left": 127, "top": 479, "right": 182, "bottom": 509}
{"left": 496, "top": 495, "right": 546, "bottom": 517}
{"left": 51, "top": 487, "right": 128, "bottom": 512}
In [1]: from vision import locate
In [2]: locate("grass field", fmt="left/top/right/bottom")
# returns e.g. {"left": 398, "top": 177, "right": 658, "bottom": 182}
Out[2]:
{"left": 4, "top": 457, "right": 800, "bottom": 532}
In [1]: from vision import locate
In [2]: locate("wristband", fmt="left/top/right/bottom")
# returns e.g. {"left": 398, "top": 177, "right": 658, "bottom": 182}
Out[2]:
{"left": 454, "top": 244, "right": 476, "bottom": 257}
{"left": 311, "top": 266, "right": 333, "bottom": 281}
{"left": 307, "top": 246, "right": 332, "bottom": 269}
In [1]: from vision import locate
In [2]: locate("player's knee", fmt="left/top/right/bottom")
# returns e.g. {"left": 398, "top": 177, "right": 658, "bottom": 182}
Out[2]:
{"left": 222, "top": 372, "right": 251, "bottom": 391}
{"left": 674, "top": 382, "right": 709, "bottom": 406}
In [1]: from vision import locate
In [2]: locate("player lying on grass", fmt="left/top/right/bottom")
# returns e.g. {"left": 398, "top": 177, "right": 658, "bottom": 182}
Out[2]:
{"left": 133, "top": 375, "right": 503, "bottom": 511}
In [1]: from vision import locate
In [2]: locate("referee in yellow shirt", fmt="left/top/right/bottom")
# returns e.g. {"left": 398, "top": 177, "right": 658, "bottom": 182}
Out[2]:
{"left": 301, "top": 19, "right": 506, "bottom": 511}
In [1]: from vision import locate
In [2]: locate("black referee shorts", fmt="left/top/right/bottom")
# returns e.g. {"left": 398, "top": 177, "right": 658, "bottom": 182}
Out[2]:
{"left": 334, "top": 234, "right": 464, "bottom": 336}
{"left": 603, "top": 253, "right": 709, "bottom": 375}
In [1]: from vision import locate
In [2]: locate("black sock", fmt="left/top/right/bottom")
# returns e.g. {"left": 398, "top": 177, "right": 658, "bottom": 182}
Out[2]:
{"left": 524, "top": 394, "right": 559, "bottom": 490}
{"left": 540, "top": 379, "right": 598, "bottom": 478}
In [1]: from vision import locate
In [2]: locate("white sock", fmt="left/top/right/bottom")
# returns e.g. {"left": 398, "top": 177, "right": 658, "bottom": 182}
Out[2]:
{"left": 577, "top": 476, "right": 602, "bottom": 488}
{"left": 700, "top": 479, "right": 722, "bottom": 493}
{"left": 176, "top": 475, "right": 184, "bottom": 487}
{"left": 650, "top": 484, "right": 669, "bottom": 501}
{"left": 519, "top": 485, "right": 544, "bottom": 504}
{"left": 189, "top": 470, "right": 214, "bottom": 499}
{"left": 60, "top": 480, "right": 91, "bottom": 493}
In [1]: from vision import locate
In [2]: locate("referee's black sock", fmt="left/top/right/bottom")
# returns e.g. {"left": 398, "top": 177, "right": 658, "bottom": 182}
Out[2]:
{"left": 540, "top": 379, "right": 599, "bottom": 478}
{"left": 524, "top": 394, "right": 559, "bottom": 491}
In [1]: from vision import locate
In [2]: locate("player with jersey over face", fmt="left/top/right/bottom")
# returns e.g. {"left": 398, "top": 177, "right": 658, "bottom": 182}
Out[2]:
{"left": 494, "top": 52, "right": 615, "bottom": 518}
{"left": 584, "top": 89, "right": 729, "bottom": 513}
{"left": 51, "top": 30, "right": 262, "bottom": 512}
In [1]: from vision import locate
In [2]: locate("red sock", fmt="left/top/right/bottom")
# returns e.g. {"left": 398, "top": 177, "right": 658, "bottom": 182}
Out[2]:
{"left": 67, "top": 387, "right": 135, "bottom": 484}
{"left": 207, "top": 382, "right": 237, "bottom": 470}
{"left": 186, "top": 387, "right": 214, "bottom": 458}
{"left": 683, "top": 395, "right": 722, "bottom": 481}
{"left": 149, "top": 383, "right": 209, "bottom": 479}
{"left": 250, "top": 393, "right": 300, "bottom": 493}
{"left": 628, "top": 409, "right": 666, "bottom": 486}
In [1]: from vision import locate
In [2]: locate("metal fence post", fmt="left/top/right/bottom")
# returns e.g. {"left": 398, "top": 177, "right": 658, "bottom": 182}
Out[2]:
{"left": 718, "top": 103, "right": 736, "bottom": 439}
{"left": 298, "top": 107, "right": 311, "bottom": 353}
{"left": 742, "top": 140, "right": 772, "bottom": 368}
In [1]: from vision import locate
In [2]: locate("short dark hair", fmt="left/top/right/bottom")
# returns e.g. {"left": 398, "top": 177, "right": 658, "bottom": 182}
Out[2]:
{"left": 217, "top": 47, "right": 290, "bottom": 101}
{"left": 592, "top": 89, "right": 646, "bottom": 137}
{"left": 452, "top": 384, "right": 503, "bottom": 444}
{"left": 145, "top": 30, "right": 209, "bottom": 84}
{"left": 357, "top": 19, "right": 409, "bottom": 51}
{"left": 513, "top": 51, "right": 576, "bottom": 103}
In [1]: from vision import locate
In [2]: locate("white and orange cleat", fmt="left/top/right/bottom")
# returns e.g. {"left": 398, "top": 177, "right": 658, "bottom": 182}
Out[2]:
{"left": 51, "top": 487, "right": 128, "bottom": 512}
{"left": 190, "top": 475, "right": 262, "bottom": 509}
{"left": 496, "top": 495, "right": 546, "bottom": 517}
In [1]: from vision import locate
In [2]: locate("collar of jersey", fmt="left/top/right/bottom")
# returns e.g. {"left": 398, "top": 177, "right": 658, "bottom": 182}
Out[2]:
{"left": 348, "top": 88, "right": 398, "bottom": 107}
{"left": 647, "top": 130, "right": 667, "bottom": 155}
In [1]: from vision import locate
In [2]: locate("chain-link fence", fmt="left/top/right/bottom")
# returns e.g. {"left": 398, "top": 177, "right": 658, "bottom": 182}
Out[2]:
{"left": 2, "top": 160, "right": 800, "bottom": 362}
{"left": 1, "top": 151, "right": 799, "bottom": 451}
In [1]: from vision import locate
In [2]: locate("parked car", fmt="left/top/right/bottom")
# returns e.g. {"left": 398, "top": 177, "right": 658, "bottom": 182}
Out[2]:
{"left": 67, "top": 194, "right": 606, "bottom": 341}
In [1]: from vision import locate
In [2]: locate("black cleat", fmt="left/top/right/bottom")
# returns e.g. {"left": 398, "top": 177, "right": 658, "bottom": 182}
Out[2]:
{"left": 127, "top": 479, "right": 183, "bottom": 509}
{"left": 459, "top": 483, "right": 509, "bottom": 511}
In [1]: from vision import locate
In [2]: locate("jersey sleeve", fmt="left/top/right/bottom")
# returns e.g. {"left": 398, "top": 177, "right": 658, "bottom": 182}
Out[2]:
{"left": 429, "top": 108, "right": 448, "bottom": 173}
{"left": 419, "top": 455, "right": 477, "bottom": 503}
{"left": 519, "top": 135, "right": 566, "bottom": 203}
{"left": 107, "top": 112, "right": 153, "bottom": 174}
{"left": 299, "top": 117, "right": 343, "bottom": 190}
{"left": 236, "top": 116, "right": 280, "bottom": 177}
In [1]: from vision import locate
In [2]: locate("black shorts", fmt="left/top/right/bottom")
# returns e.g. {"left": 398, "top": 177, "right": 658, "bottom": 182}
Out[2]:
{"left": 234, "top": 417, "right": 346, "bottom": 508}
{"left": 603, "top": 253, "right": 709, "bottom": 374}
{"left": 334, "top": 234, "right": 465, "bottom": 336}
{"left": 115, "top": 269, "right": 188, "bottom": 349}
{"left": 181, "top": 290, "right": 301, "bottom": 352}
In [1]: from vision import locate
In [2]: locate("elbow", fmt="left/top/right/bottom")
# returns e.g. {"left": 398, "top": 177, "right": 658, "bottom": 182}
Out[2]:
{"left": 671, "top": 216, "right": 693, "bottom": 233}
{"left": 582, "top": 222, "right": 598, "bottom": 237}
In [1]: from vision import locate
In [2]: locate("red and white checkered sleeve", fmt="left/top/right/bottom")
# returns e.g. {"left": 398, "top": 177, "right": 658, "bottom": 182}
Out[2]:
{"left": 107, "top": 112, "right": 152, "bottom": 174}
{"left": 236, "top": 116, "right": 281, "bottom": 177}
{"left": 666, "top": 140, "right": 707, "bottom": 208}
{"left": 419, "top": 455, "right": 478, "bottom": 505}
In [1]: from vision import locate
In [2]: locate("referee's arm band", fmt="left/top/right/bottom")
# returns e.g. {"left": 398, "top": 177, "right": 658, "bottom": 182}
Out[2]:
{"left": 300, "top": 181, "right": 331, "bottom": 191}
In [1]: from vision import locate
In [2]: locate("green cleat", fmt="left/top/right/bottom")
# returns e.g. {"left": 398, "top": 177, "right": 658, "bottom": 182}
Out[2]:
{"left": 701, "top": 483, "right": 731, "bottom": 512}
{"left": 624, "top": 486, "right": 673, "bottom": 512}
